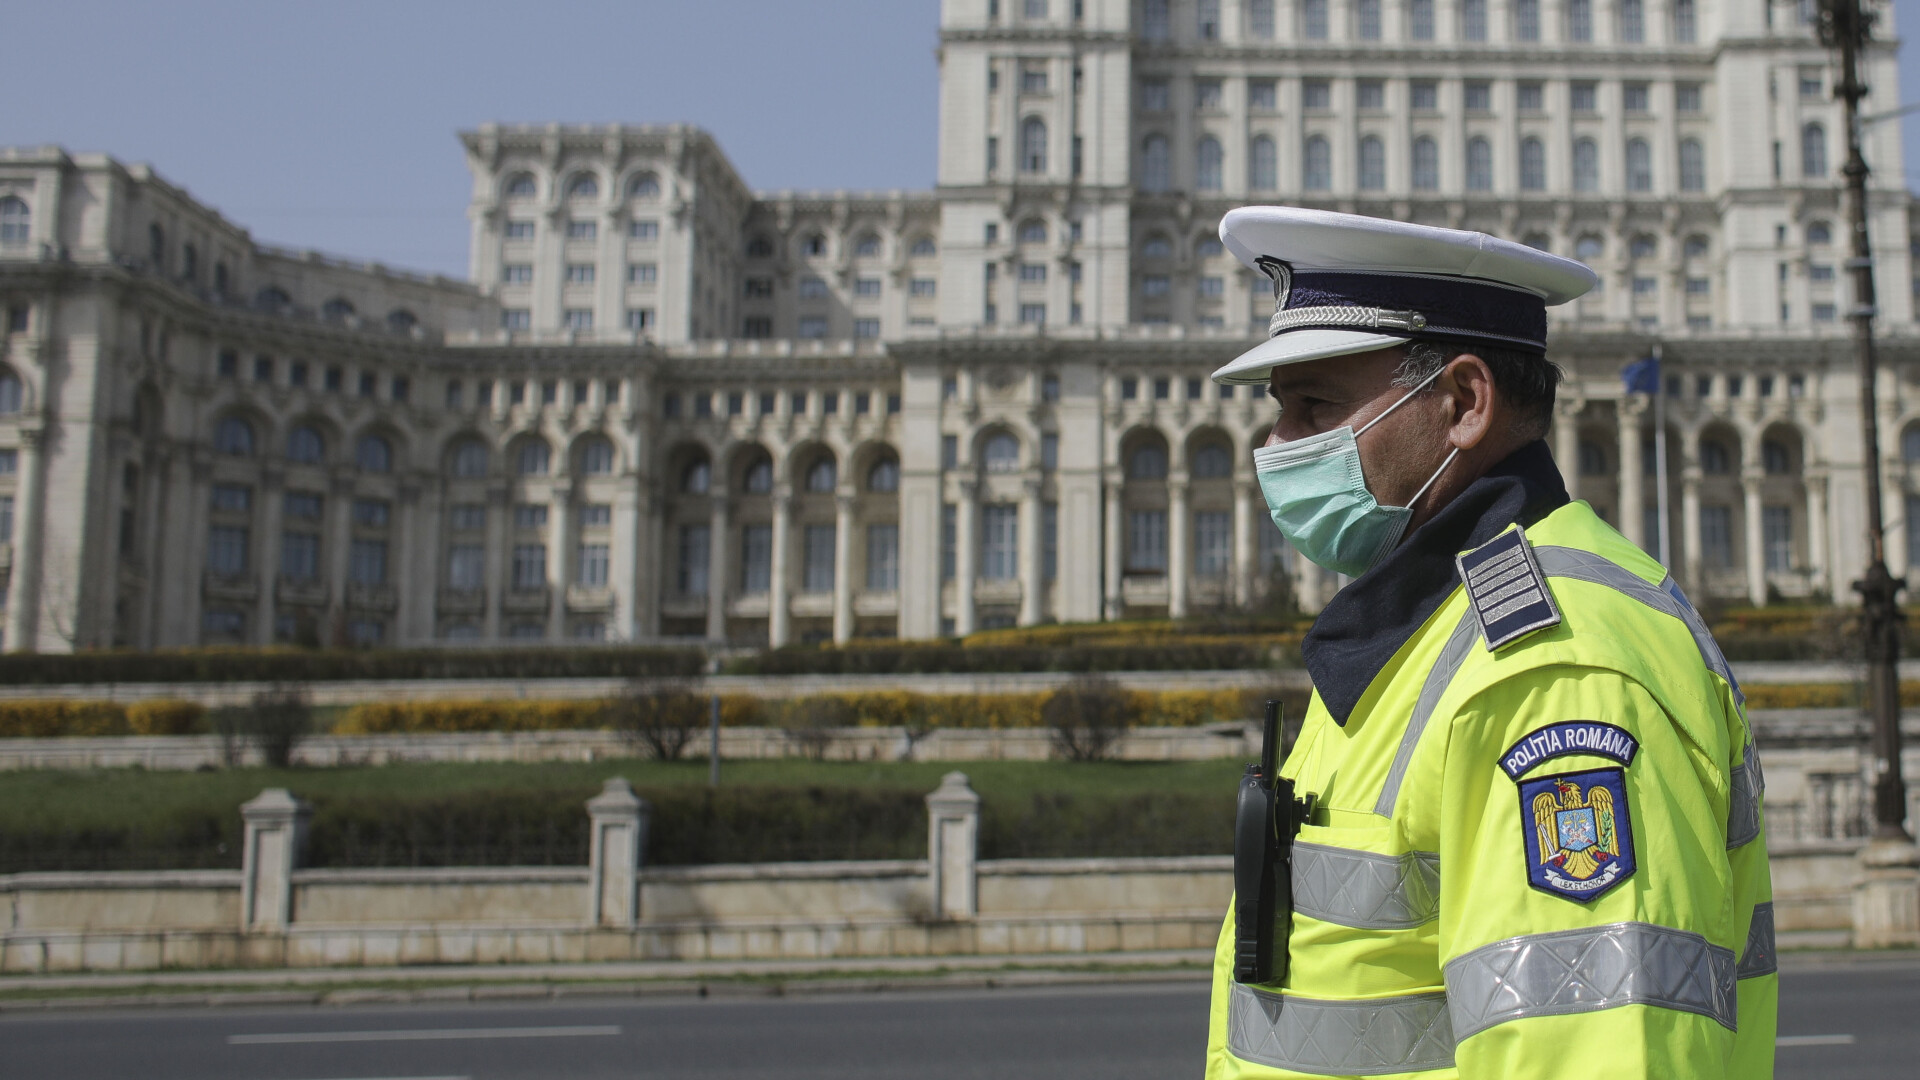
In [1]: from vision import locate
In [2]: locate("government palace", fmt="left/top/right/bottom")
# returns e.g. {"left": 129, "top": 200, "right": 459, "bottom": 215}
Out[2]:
{"left": 0, "top": 0, "right": 1914, "bottom": 651}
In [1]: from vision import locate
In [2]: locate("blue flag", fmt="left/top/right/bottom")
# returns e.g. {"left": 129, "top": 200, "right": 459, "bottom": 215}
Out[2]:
{"left": 1621, "top": 355, "right": 1660, "bottom": 395}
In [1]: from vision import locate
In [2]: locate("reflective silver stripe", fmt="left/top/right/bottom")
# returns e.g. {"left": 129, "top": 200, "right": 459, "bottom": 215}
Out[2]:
{"left": 1727, "top": 741, "right": 1764, "bottom": 849}
{"left": 1373, "top": 611, "right": 1479, "bottom": 817}
{"left": 1228, "top": 983, "right": 1457, "bottom": 1076}
{"left": 1737, "top": 901, "right": 1777, "bottom": 979}
{"left": 1293, "top": 842, "right": 1442, "bottom": 930}
{"left": 1444, "top": 921, "right": 1738, "bottom": 1041}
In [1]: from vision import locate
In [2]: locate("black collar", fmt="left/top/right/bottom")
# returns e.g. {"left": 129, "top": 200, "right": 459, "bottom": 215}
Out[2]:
{"left": 1302, "top": 439, "right": 1570, "bottom": 726}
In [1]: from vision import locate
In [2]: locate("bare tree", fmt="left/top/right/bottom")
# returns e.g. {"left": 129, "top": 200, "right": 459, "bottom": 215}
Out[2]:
{"left": 780, "top": 696, "right": 853, "bottom": 761}
{"left": 213, "top": 684, "right": 313, "bottom": 768}
{"left": 1043, "top": 673, "right": 1136, "bottom": 762}
{"left": 604, "top": 679, "right": 706, "bottom": 761}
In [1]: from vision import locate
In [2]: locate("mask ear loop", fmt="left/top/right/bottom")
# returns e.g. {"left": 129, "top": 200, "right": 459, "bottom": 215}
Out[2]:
{"left": 1355, "top": 364, "right": 1446, "bottom": 438}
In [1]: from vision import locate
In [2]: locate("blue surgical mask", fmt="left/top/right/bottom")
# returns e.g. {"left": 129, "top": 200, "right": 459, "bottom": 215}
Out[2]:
{"left": 1253, "top": 371, "right": 1459, "bottom": 578}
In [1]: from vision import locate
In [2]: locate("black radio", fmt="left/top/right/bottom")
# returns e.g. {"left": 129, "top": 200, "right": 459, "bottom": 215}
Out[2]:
{"left": 1233, "top": 699, "right": 1311, "bottom": 985}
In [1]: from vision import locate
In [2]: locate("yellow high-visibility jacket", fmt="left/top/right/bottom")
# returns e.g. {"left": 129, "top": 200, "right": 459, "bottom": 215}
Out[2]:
{"left": 1207, "top": 447, "right": 1775, "bottom": 1079}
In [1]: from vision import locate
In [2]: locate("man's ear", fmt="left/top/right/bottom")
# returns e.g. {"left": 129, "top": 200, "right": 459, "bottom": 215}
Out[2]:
{"left": 1439, "top": 353, "right": 1497, "bottom": 451}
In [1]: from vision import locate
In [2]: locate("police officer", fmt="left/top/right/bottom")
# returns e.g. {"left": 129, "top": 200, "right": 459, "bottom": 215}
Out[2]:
{"left": 1204, "top": 207, "right": 1776, "bottom": 1079}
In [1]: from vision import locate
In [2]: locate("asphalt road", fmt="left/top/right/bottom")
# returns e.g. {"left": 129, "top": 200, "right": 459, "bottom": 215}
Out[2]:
{"left": 2, "top": 961, "right": 1916, "bottom": 1079}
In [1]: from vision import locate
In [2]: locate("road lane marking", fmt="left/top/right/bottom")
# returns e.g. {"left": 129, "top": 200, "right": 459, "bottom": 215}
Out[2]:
{"left": 1777, "top": 1034, "right": 1855, "bottom": 1047}
{"left": 285, "top": 1076, "right": 469, "bottom": 1079}
{"left": 229, "top": 1025, "right": 619, "bottom": 1045}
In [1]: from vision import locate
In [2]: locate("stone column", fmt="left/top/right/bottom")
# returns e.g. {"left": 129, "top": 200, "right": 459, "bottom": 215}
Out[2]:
{"left": 325, "top": 470, "right": 354, "bottom": 641}
{"left": 402, "top": 482, "right": 437, "bottom": 645}
{"left": 1103, "top": 477, "right": 1124, "bottom": 620}
{"left": 1232, "top": 478, "right": 1256, "bottom": 609}
{"left": 1681, "top": 468, "right": 1704, "bottom": 597}
{"left": 608, "top": 477, "right": 639, "bottom": 642}
{"left": 1017, "top": 478, "right": 1043, "bottom": 626}
{"left": 925, "top": 771, "right": 980, "bottom": 921}
{"left": 1806, "top": 470, "right": 1830, "bottom": 597}
{"left": 180, "top": 458, "right": 212, "bottom": 644}
{"left": 1618, "top": 399, "right": 1646, "bottom": 550}
{"left": 253, "top": 470, "right": 284, "bottom": 645}
{"left": 548, "top": 482, "right": 572, "bottom": 638}
{"left": 1168, "top": 470, "right": 1190, "bottom": 618}
{"left": 706, "top": 495, "right": 730, "bottom": 642}
{"left": 769, "top": 489, "right": 792, "bottom": 647}
{"left": 955, "top": 480, "right": 979, "bottom": 635}
{"left": 1742, "top": 471, "right": 1767, "bottom": 606}
{"left": 483, "top": 485, "right": 508, "bottom": 641}
{"left": 3, "top": 426, "right": 43, "bottom": 651}
{"left": 1854, "top": 839, "right": 1920, "bottom": 948}
{"left": 240, "top": 788, "right": 311, "bottom": 933}
{"left": 586, "top": 778, "right": 649, "bottom": 929}
{"left": 1555, "top": 400, "right": 1582, "bottom": 502}
{"left": 832, "top": 492, "right": 855, "bottom": 643}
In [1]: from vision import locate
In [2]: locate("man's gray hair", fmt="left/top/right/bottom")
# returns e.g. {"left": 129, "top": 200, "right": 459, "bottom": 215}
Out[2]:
{"left": 1390, "top": 339, "right": 1562, "bottom": 441}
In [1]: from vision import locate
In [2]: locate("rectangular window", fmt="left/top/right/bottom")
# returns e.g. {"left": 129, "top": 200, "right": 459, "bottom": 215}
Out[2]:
{"left": 564, "top": 308, "right": 594, "bottom": 331}
{"left": 854, "top": 318, "right": 882, "bottom": 338}
{"left": 284, "top": 492, "right": 323, "bottom": 520}
{"left": 325, "top": 366, "right": 343, "bottom": 391}
{"left": 1141, "top": 78, "right": 1170, "bottom": 112}
{"left": 798, "top": 316, "right": 829, "bottom": 338}
{"left": 511, "top": 544, "right": 547, "bottom": 589}
{"left": 942, "top": 504, "right": 957, "bottom": 581}
{"left": 577, "top": 504, "right": 611, "bottom": 529}
{"left": 1127, "top": 511, "right": 1168, "bottom": 572}
{"left": 565, "top": 263, "right": 595, "bottom": 284}
{"left": 576, "top": 543, "right": 609, "bottom": 587}
{"left": 450, "top": 504, "right": 486, "bottom": 531}
{"left": 1249, "top": 79, "right": 1277, "bottom": 111}
{"left": 253, "top": 356, "right": 273, "bottom": 383}
{"left": 1570, "top": 81, "right": 1597, "bottom": 113}
{"left": 1143, "top": 275, "right": 1171, "bottom": 298}
{"left": 1357, "top": 80, "right": 1384, "bottom": 111}
{"left": 1042, "top": 432, "right": 1059, "bottom": 470}
{"left": 217, "top": 350, "right": 238, "bottom": 378}
{"left": 1567, "top": 0, "right": 1592, "bottom": 40}
{"left": 1302, "top": 0, "right": 1328, "bottom": 38}
{"left": 1700, "top": 505, "right": 1733, "bottom": 568}
{"left": 447, "top": 543, "right": 484, "bottom": 588}
{"left": 1412, "top": 80, "right": 1440, "bottom": 111}
{"left": 1763, "top": 507, "right": 1792, "bottom": 572}
{"left": 514, "top": 504, "right": 549, "bottom": 532}
{"left": 566, "top": 220, "right": 597, "bottom": 240}
{"left": 1042, "top": 501, "right": 1058, "bottom": 581}
{"left": 354, "top": 499, "right": 390, "bottom": 528}
{"left": 1019, "top": 263, "right": 1047, "bottom": 284}
{"left": 1302, "top": 79, "right": 1331, "bottom": 110}
{"left": 743, "top": 277, "right": 773, "bottom": 298}
{"left": 1686, "top": 277, "right": 1712, "bottom": 294}
{"left": 1194, "top": 79, "right": 1223, "bottom": 111}
{"left": 629, "top": 219, "right": 658, "bottom": 240}
{"left": 740, "top": 525, "right": 773, "bottom": 593}
{"left": 211, "top": 484, "right": 251, "bottom": 512}
{"left": 942, "top": 434, "right": 959, "bottom": 470}
{"left": 1409, "top": 0, "right": 1435, "bottom": 38}
{"left": 1197, "top": 276, "right": 1224, "bottom": 298}
{"left": 1250, "top": 0, "right": 1276, "bottom": 37}
{"left": 981, "top": 505, "right": 1018, "bottom": 581}
{"left": 207, "top": 526, "right": 249, "bottom": 575}
{"left": 627, "top": 263, "right": 657, "bottom": 284}
{"left": 280, "top": 532, "right": 320, "bottom": 581}
{"left": 1460, "top": 0, "right": 1488, "bottom": 39}
{"left": 1019, "top": 304, "right": 1046, "bottom": 325}
{"left": 1809, "top": 264, "right": 1835, "bottom": 283}
{"left": 1022, "top": 66, "right": 1049, "bottom": 94}
{"left": 803, "top": 524, "right": 836, "bottom": 592}
{"left": 1517, "top": 81, "right": 1543, "bottom": 111}
{"left": 1623, "top": 82, "right": 1650, "bottom": 113}
{"left": 910, "top": 277, "right": 937, "bottom": 297}
{"left": 1197, "top": 0, "right": 1221, "bottom": 37}
{"left": 1465, "top": 81, "right": 1492, "bottom": 112}
{"left": 987, "top": 135, "right": 1000, "bottom": 173}
{"left": 502, "top": 263, "right": 533, "bottom": 284}
{"left": 626, "top": 308, "right": 654, "bottom": 331}
{"left": 1676, "top": 83, "right": 1703, "bottom": 113}
{"left": 866, "top": 523, "right": 900, "bottom": 592}
{"left": 0, "top": 494, "right": 11, "bottom": 543}
{"left": 1195, "top": 511, "right": 1232, "bottom": 577}
{"left": 742, "top": 316, "right": 773, "bottom": 338}
{"left": 1812, "top": 303, "right": 1836, "bottom": 322}
{"left": 504, "top": 220, "right": 535, "bottom": 240}
{"left": 1633, "top": 276, "right": 1658, "bottom": 296}
{"left": 349, "top": 539, "right": 387, "bottom": 586}
{"left": 678, "top": 524, "right": 711, "bottom": 595}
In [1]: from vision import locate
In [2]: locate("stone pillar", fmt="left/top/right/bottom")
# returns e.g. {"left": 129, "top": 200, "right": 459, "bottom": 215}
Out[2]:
{"left": 1742, "top": 471, "right": 1766, "bottom": 607}
{"left": 769, "top": 489, "right": 792, "bottom": 647}
{"left": 925, "top": 771, "right": 980, "bottom": 921}
{"left": 587, "top": 778, "right": 649, "bottom": 929}
{"left": 1017, "top": 478, "right": 1043, "bottom": 626}
{"left": 240, "top": 788, "right": 311, "bottom": 933}
{"left": 1854, "top": 839, "right": 1920, "bottom": 948}
{"left": 483, "top": 485, "right": 508, "bottom": 641}
{"left": 401, "top": 482, "right": 437, "bottom": 645}
{"left": 3, "top": 426, "right": 43, "bottom": 651}
{"left": 706, "top": 495, "right": 730, "bottom": 642}
{"left": 1167, "top": 470, "right": 1190, "bottom": 619}
{"left": 547, "top": 482, "right": 572, "bottom": 638}
{"left": 832, "top": 493, "right": 856, "bottom": 643}
{"left": 608, "top": 477, "right": 639, "bottom": 642}
{"left": 955, "top": 480, "right": 978, "bottom": 636}
{"left": 253, "top": 470, "right": 284, "bottom": 645}
{"left": 325, "top": 470, "right": 354, "bottom": 642}
{"left": 1103, "top": 478, "right": 1124, "bottom": 620}
{"left": 1807, "top": 470, "right": 1830, "bottom": 597}
{"left": 1554, "top": 400, "right": 1582, "bottom": 502}
{"left": 1681, "top": 469, "right": 1704, "bottom": 597}
{"left": 1232, "top": 479, "right": 1256, "bottom": 609}
{"left": 1618, "top": 399, "right": 1645, "bottom": 550}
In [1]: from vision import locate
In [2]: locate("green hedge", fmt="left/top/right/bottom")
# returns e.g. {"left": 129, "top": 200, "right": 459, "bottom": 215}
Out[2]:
{"left": 724, "top": 642, "right": 1289, "bottom": 676}
{"left": 0, "top": 647, "right": 705, "bottom": 686}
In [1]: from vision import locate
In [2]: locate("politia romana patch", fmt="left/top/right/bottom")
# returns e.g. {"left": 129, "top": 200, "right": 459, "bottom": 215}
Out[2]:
{"left": 1518, "top": 767, "right": 1635, "bottom": 903}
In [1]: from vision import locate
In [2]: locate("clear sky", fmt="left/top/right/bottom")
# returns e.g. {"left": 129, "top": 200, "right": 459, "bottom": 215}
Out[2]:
{"left": 2, "top": 0, "right": 1915, "bottom": 281}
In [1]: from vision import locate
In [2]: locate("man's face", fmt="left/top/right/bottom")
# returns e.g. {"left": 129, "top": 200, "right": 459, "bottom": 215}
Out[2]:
{"left": 1263, "top": 345, "right": 1455, "bottom": 509}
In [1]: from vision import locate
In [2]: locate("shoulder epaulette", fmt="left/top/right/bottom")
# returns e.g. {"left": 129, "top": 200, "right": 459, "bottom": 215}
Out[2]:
{"left": 1455, "top": 525, "right": 1562, "bottom": 651}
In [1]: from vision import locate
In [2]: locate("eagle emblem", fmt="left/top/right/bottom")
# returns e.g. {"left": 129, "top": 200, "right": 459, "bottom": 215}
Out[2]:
{"left": 1518, "top": 768, "right": 1635, "bottom": 902}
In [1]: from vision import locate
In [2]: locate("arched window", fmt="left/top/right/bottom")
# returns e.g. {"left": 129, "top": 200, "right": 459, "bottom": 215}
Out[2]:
{"left": 356, "top": 434, "right": 392, "bottom": 474}
{"left": 1700, "top": 440, "right": 1731, "bottom": 475}
{"left": 214, "top": 417, "right": 255, "bottom": 457}
{"left": 504, "top": 173, "right": 538, "bottom": 198}
{"left": 0, "top": 196, "right": 29, "bottom": 245}
{"left": 682, "top": 459, "right": 711, "bottom": 494}
{"left": 854, "top": 233, "right": 882, "bottom": 257}
{"left": 287, "top": 425, "right": 325, "bottom": 464}
{"left": 1466, "top": 137, "right": 1493, "bottom": 192}
{"left": 149, "top": 223, "right": 165, "bottom": 269}
{"left": 628, "top": 173, "right": 661, "bottom": 199}
{"left": 1249, "top": 136, "right": 1278, "bottom": 191}
{"left": 744, "top": 457, "right": 774, "bottom": 494}
{"left": 181, "top": 244, "right": 198, "bottom": 281}
{"left": 1678, "top": 138, "right": 1705, "bottom": 192}
{"left": 1578, "top": 440, "right": 1607, "bottom": 476}
{"left": 983, "top": 433, "right": 1020, "bottom": 473}
{"left": 565, "top": 173, "right": 599, "bottom": 199}
{"left": 1357, "top": 136, "right": 1385, "bottom": 191}
{"left": 579, "top": 436, "right": 614, "bottom": 475}
{"left": 386, "top": 309, "right": 418, "bottom": 334}
{"left": 1197, "top": 236, "right": 1224, "bottom": 258}
{"left": 1019, "top": 219, "right": 1048, "bottom": 244}
{"left": 746, "top": 235, "right": 775, "bottom": 258}
{"left": 0, "top": 370, "right": 20, "bottom": 414}
{"left": 1519, "top": 138, "right": 1546, "bottom": 191}
{"left": 1522, "top": 232, "right": 1553, "bottom": 252}
{"left": 1684, "top": 234, "right": 1711, "bottom": 259}
{"left": 1129, "top": 443, "right": 1168, "bottom": 480}
{"left": 910, "top": 236, "right": 937, "bottom": 257}
{"left": 1802, "top": 124, "right": 1828, "bottom": 178}
{"left": 1903, "top": 427, "right": 1920, "bottom": 463}
{"left": 1574, "top": 234, "right": 1604, "bottom": 262}
{"left": 1807, "top": 221, "right": 1832, "bottom": 246}
{"left": 516, "top": 440, "right": 551, "bottom": 476}
{"left": 451, "top": 438, "right": 489, "bottom": 478}
{"left": 1303, "top": 135, "right": 1332, "bottom": 190}
{"left": 1142, "top": 234, "right": 1173, "bottom": 259}
{"left": 1572, "top": 138, "right": 1599, "bottom": 192}
{"left": 805, "top": 457, "right": 838, "bottom": 492}
{"left": 1630, "top": 234, "right": 1658, "bottom": 259}
{"left": 1625, "top": 138, "right": 1653, "bottom": 192}
{"left": 868, "top": 456, "right": 900, "bottom": 492}
{"left": 1762, "top": 439, "right": 1793, "bottom": 475}
{"left": 1021, "top": 117, "right": 1048, "bottom": 173}
{"left": 803, "top": 234, "right": 827, "bottom": 257}
{"left": 1142, "top": 135, "right": 1171, "bottom": 193}
{"left": 1411, "top": 137, "right": 1439, "bottom": 191}
{"left": 321, "top": 297, "right": 356, "bottom": 322}
{"left": 1192, "top": 443, "right": 1232, "bottom": 479}
{"left": 255, "top": 285, "right": 291, "bottom": 310}
{"left": 1196, "top": 136, "right": 1224, "bottom": 191}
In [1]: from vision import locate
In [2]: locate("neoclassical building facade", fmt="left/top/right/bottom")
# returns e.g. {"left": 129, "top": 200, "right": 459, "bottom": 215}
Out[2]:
{"left": 0, "top": 0, "right": 1916, "bottom": 650}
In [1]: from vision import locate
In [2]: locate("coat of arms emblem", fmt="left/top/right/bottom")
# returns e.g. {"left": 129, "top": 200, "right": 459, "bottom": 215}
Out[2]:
{"left": 1518, "top": 767, "right": 1636, "bottom": 902}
